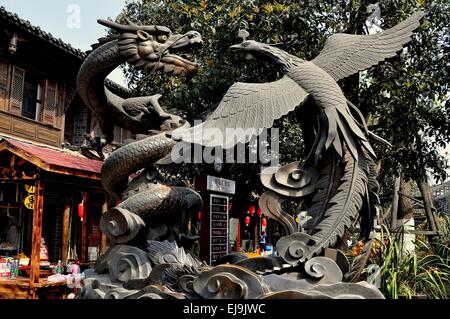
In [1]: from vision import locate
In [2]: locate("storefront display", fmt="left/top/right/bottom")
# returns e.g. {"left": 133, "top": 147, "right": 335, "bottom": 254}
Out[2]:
{"left": 0, "top": 138, "right": 108, "bottom": 299}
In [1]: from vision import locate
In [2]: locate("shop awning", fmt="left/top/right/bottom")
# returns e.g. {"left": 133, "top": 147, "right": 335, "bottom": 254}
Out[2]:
{"left": 0, "top": 137, "right": 102, "bottom": 180}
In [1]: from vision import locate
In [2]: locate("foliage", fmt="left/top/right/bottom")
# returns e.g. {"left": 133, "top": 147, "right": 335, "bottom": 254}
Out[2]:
{"left": 117, "top": 0, "right": 450, "bottom": 197}
{"left": 369, "top": 225, "right": 450, "bottom": 299}
{"left": 432, "top": 213, "right": 450, "bottom": 247}
{"left": 360, "top": 0, "right": 450, "bottom": 186}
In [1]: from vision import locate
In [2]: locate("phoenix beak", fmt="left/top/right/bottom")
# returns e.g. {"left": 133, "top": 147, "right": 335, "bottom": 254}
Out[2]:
{"left": 230, "top": 44, "right": 242, "bottom": 51}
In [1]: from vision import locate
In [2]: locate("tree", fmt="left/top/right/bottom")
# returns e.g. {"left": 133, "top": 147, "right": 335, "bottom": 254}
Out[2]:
{"left": 116, "top": 0, "right": 450, "bottom": 209}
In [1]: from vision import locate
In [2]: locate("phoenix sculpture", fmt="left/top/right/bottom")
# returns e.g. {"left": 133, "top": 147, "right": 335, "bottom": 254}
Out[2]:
{"left": 172, "top": 11, "right": 425, "bottom": 263}
{"left": 77, "top": 11, "right": 425, "bottom": 299}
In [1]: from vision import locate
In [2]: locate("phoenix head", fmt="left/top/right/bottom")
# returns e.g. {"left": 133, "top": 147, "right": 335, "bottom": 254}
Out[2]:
{"left": 230, "top": 40, "right": 302, "bottom": 72}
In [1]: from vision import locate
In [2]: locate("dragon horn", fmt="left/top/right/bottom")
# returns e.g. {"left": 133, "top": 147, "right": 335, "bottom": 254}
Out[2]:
{"left": 123, "top": 17, "right": 137, "bottom": 26}
{"left": 97, "top": 18, "right": 171, "bottom": 35}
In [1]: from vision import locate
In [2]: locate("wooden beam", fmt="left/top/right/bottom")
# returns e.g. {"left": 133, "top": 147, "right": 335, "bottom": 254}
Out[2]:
{"left": 398, "top": 192, "right": 437, "bottom": 211}
{"left": 391, "top": 229, "right": 439, "bottom": 236}
{"left": 100, "top": 194, "right": 108, "bottom": 255}
{"left": 0, "top": 177, "right": 36, "bottom": 183}
{"left": 61, "top": 199, "right": 71, "bottom": 265}
{"left": 80, "top": 192, "right": 88, "bottom": 263}
{"left": 10, "top": 154, "right": 16, "bottom": 177}
{"left": 29, "top": 177, "right": 44, "bottom": 298}
{"left": 418, "top": 179, "right": 439, "bottom": 233}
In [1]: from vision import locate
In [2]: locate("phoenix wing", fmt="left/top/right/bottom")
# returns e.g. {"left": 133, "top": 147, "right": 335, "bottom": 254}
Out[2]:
{"left": 311, "top": 11, "right": 425, "bottom": 81}
{"left": 171, "top": 76, "right": 309, "bottom": 148}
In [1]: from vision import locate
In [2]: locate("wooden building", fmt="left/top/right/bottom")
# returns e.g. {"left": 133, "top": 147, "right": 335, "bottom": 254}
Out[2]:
{"left": 0, "top": 6, "right": 130, "bottom": 298}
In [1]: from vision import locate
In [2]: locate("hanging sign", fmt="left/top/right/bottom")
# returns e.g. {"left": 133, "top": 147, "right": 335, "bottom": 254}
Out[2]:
{"left": 23, "top": 184, "right": 36, "bottom": 209}
{"left": 24, "top": 185, "right": 35, "bottom": 194}
{"left": 207, "top": 176, "right": 235, "bottom": 195}
{"left": 24, "top": 195, "right": 35, "bottom": 210}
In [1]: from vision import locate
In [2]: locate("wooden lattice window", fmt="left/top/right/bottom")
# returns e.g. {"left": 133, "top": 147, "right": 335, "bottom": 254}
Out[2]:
{"left": 9, "top": 65, "right": 25, "bottom": 115}
{"left": 43, "top": 80, "right": 57, "bottom": 126}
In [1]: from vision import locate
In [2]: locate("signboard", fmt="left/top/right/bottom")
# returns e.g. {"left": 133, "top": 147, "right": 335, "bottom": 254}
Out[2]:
{"left": 209, "top": 194, "right": 229, "bottom": 264}
{"left": 24, "top": 185, "right": 35, "bottom": 194}
{"left": 23, "top": 184, "right": 35, "bottom": 210}
{"left": 207, "top": 176, "right": 235, "bottom": 195}
{"left": 24, "top": 195, "right": 35, "bottom": 210}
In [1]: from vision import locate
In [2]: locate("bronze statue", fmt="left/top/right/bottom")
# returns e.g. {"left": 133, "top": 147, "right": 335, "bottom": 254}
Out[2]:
{"left": 173, "top": 11, "right": 424, "bottom": 263}
{"left": 76, "top": 11, "right": 426, "bottom": 299}
{"left": 77, "top": 18, "right": 203, "bottom": 245}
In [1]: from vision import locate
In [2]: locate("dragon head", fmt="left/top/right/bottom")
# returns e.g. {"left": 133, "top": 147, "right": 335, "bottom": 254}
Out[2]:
{"left": 98, "top": 18, "right": 203, "bottom": 76}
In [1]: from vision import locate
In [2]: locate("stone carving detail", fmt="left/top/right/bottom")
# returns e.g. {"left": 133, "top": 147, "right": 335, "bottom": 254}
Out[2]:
{"left": 95, "top": 245, "right": 152, "bottom": 283}
{"left": 79, "top": 241, "right": 383, "bottom": 299}
{"left": 100, "top": 207, "right": 145, "bottom": 244}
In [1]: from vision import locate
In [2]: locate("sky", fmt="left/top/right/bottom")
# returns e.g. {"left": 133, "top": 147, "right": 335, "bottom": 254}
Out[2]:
{"left": 0, "top": 0, "right": 128, "bottom": 85}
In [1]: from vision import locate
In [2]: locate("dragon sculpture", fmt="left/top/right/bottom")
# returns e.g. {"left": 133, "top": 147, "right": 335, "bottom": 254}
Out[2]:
{"left": 77, "top": 11, "right": 425, "bottom": 299}
{"left": 77, "top": 18, "right": 204, "bottom": 245}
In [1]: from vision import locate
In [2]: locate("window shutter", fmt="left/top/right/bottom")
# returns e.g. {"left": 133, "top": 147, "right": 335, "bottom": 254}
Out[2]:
{"left": 0, "top": 61, "right": 9, "bottom": 111}
{"left": 43, "top": 80, "right": 57, "bottom": 126}
{"left": 56, "top": 83, "right": 66, "bottom": 128}
{"left": 9, "top": 65, "right": 25, "bottom": 115}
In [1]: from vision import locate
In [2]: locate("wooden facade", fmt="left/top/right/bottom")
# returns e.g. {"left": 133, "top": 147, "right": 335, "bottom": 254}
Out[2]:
{"left": 0, "top": 139, "right": 108, "bottom": 299}
{"left": 0, "top": 6, "right": 129, "bottom": 299}
{"left": 0, "top": 6, "right": 132, "bottom": 149}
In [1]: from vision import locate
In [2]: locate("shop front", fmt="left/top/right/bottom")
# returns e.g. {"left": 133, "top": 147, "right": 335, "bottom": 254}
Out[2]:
{"left": 195, "top": 175, "right": 284, "bottom": 265}
{"left": 0, "top": 137, "right": 108, "bottom": 299}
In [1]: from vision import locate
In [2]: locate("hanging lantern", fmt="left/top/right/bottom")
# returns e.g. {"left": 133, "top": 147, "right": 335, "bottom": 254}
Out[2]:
{"left": 248, "top": 205, "right": 255, "bottom": 216}
{"left": 257, "top": 208, "right": 262, "bottom": 217}
{"left": 198, "top": 211, "right": 202, "bottom": 221}
{"left": 78, "top": 201, "right": 85, "bottom": 222}
{"left": 261, "top": 217, "right": 267, "bottom": 227}
{"left": 244, "top": 216, "right": 251, "bottom": 226}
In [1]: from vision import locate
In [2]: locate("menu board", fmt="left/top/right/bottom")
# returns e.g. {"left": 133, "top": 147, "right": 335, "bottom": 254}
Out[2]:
{"left": 209, "top": 194, "right": 229, "bottom": 264}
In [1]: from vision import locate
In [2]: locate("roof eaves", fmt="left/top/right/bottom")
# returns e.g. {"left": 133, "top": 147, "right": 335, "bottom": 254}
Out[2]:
{"left": 0, "top": 5, "right": 86, "bottom": 60}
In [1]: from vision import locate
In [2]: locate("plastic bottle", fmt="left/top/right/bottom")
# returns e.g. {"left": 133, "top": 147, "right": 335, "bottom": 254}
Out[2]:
{"left": 15, "top": 260, "right": 20, "bottom": 278}
{"left": 9, "top": 260, "right": 15, "bottom": 279}
{"left": 56, "top": 260, "right": 63, "bottom": 274}
{"left": 66, "top": 261, "right": 72, "bottom": 274}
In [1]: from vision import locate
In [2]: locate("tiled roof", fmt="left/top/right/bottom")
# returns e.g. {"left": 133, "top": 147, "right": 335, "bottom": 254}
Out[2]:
{"left": 0, "top": 5, "right": 131, "bottom": 96}
{"left": 0, "top": 137, "right": 102, "bottom": 179}
{"left": 0, "top": 5, "right": 86, "bottom": 59}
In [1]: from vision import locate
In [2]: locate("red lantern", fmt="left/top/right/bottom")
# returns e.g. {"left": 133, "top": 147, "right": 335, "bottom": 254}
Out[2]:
{"left": 261, "top": 217, "right": 267, "bottom": 227}
{"left": 78, "top": 201, "right": 85, "bottom": 222}
{"left": 257, "top": 208, "right": 262, "bottom": 217}
{"left": 244, "top": 216, "right": 251, "bottom": 226}
{"left": 248, "top": 205, "right": 255, "bottom": 216}
{"left": 198, "top": 211, "right": 202, "bottom": 221}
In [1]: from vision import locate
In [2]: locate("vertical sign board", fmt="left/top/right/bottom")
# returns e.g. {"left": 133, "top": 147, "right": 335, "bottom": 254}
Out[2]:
{"left": 209, "top": 194, "right": 229, "bottom": 264}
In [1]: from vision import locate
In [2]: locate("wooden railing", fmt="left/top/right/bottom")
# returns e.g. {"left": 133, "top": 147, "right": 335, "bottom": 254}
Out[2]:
{"left": 0, "top": 110, "right": 62, "bottom": 147}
